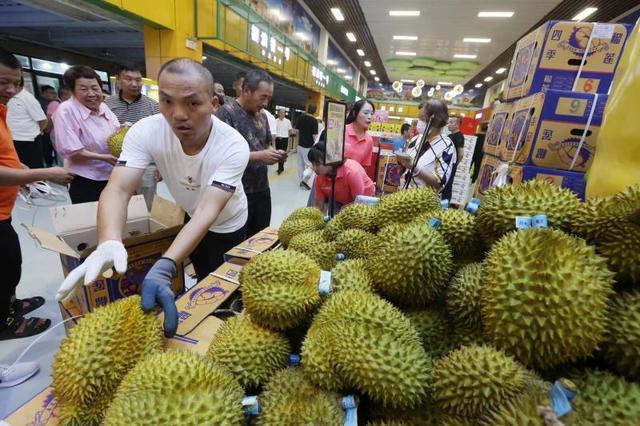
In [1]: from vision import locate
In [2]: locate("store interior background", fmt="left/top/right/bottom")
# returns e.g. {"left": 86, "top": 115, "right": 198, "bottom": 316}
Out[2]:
{"left": 1, "top": 0, "right": 640, "bottom": 417}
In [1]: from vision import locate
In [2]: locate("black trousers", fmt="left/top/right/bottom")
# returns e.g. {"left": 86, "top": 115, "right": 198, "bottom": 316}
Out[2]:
{"left": 14, "top": 139, "right": 43, "bottom": 170}
{"left": 69, "top": 175, "right": 108, "bottom": 204}
{"left": 0, "top": 219, "right": 22, "bottom": 328}
{"left": 185, "top": 213, "right": 247, "bottom": 282}
{"left": 40, "top": 133, "right": 57, "bottom": 167}
{"left": 441, "top": 162, "right": 459, "bottom": 201}
{"left": 275, "top": 137, "right": 288, "bottom": 171}
{"left": 246, "top": 189, "right": 271, "bottom": 239}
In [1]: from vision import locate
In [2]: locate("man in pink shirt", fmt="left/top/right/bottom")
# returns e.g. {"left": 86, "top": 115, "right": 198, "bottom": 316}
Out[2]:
{"left": 344, "top": 99, "right": 375, "bottom": 168}
{"left": 54, "top": 66, "right": 119, "bottom": 203}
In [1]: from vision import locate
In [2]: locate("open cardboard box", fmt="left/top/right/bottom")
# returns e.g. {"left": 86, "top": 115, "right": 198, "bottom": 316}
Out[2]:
{"left": 24, "top": 195, "right": 185, "bottom": 332}
{"left": 224, "top": 227, "right": 280, "bottom": 265}
{"left": 3, "top": 387, "right": 59, "bottom": 426}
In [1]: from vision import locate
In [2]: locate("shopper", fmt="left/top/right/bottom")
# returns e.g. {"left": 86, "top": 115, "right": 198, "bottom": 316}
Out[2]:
{"left": 105, "top": 65, "right": 161, "bottom": 210}
{"left": 39, "top": 85, "right": 60, "bottom": 166}
{"left": 232, "top": 71, "right": 246, "bottom": 99}
{"left": 57, "top": 58, "right": 250, "bottom": 338}
{"left": 54, "top": 65, "right": 120, "bottom": 204}
{"left": 441, "top": 115, "right": 465, "bottom": 201}
{"left": 344, "top": 99, "right": 375, "bottom": 169}
{"left": 45, "top": 86, "right": 71, "bottom": 166}
{"left": 397, "top": 99, "right": 456, "bottom": 192}
{"left": 471, "top": 123, "right": 488, "bottom": 183}
{"left": 295, "top": 104, "right": 318, "bottom": 189}
{"left": 308, "top": 141, "right": 375, "bottom": 212}
{"left": 216, "top": 69, "right": 283, "bottom": 238}
{"left": 391, "top": 123, "right": 411, "bottom": 152}
{"left": 0, "top": 49, "right": 74, "bottom": 349}
{"left": 7, "top": 77, "right": 48, "bottom": 170}
{"left": 274, "top": 108, "right": 292, "bottom": 174}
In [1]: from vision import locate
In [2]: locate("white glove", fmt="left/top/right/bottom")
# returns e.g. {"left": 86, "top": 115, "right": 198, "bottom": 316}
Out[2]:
{"left": 56, "top": 240, "right": 128, "bottom": 302}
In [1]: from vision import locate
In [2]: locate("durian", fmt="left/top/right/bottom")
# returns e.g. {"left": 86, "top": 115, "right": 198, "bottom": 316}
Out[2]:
{"left": 278, "top": 218, "right": 324, "bottom": 247}
{"left": 256, "top": 368, "right": 345, "bottom": 425}
{"left": 106, "top": 127, "right": 129, "bottom": 157}
{"left": 432, "top": 344, "right": 528, "bottom": 418}
{"left": 206, "top": 314, "right": 290, "bottom": 389}
{"left": 103, "top": 351, "right": 244, "bottom": 425}
{"left": 477, "top": 180, "right": 581, "bottom": 244}
{"left": 478, "top": 377, "right": 551, "bottom": 426}
{"left": 323, "top": 203, "right": 377, "bottom": 240}
{"left": 375, "top": 187, "right": 441, "bottom": 228}
{"left": 367, "top": 222, "right": 453, "bottom": 307}
{"left": 446, "top": 263, "right": 483, "bottom": 330}
{"left": 366, "top": 405, "right": 472, "bottom": 426}
{"left": 52, "top": 296, "right": 162, "bottom": 426}
{"left": 288, "top": 231, "right": 338, "bottom": 270}
{"left": 241, "top": 250, "right": 322, "bottom": 329}
{"left": 482, "top": 228, "right": 614, "bottom": 370}
{"left": 601, "top": 290, "right": 640, "bottom": 380}
{"left": 285, "top": 206, "right": 325, "bottom": 223}
{"left": 331, "top": 258, "right": 374, "bottom": 293}
{"left": 569, "top": 369, "right": 640, "bottom": 425}
{"left": 334, "top": 228, "right": 377, "bottom": 259}
{"left": 301, "top": 290, "right": 431, "bottom": 409}
{"left": 427, "top": 209, "right": 484, "bottom": 262}
{"left": 405, "top": 307, "right": 454, "bottom": 359}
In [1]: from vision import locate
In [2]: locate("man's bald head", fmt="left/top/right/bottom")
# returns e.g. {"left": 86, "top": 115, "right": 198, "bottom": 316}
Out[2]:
{"left": 158, "top": 58, "right": 215, "bottom": 96}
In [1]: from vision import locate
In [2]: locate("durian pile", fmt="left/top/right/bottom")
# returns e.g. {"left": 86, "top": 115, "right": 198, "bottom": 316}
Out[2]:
{"left": 50, "top": 182, "right": 640, "bottom": 425}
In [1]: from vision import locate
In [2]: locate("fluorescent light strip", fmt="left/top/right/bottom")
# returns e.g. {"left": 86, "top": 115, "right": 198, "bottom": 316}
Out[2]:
{"left": 438, "top": 81, "right": 453, "bottom": 86}
{"left": 478, "top": 11, "right": 514, "bottom": 18}
{"left": 364, "top": 61, "right": 372, "bottom": 67}
{"left": 374, "top": 77, "right": 380, "bottom": 82}
{"left": 389, "top": 10, "right": 421, "bottom": 17}
{"left": 393, "top": 35, "right": 418, "bottom": 41}
{"left": 356, "top": 49, "right": 365, "bottom": 56}
{"left": 495, "top": 67, "right": 507, "bottom": 74}
{"left": 327, "top": 59, "right": 338, "bottom": 65}
{"left": 475, "top": 83, "right": 483, "bottom": 88}
{"left": 346, "top": 32, "right": 357, "bottom": 42}
{"left": 572, "top": 7, "right": 598, "bottom": 21}
{"left": 454, "top": 54, "right": 477, "bottom": 59}
{"left": 396, "top": 51, "right": 417, "bottom": 56}
{"left": 463, "top": 37, "right": 491, "bottom": 43}
{"left": 330, "top": 7, "right": 344, "bottom": 21}
{"left": 400, "top": 79, "right": 415, "bottom": 83}
{"left": 370, "top": 70, "right": 377, "bottom": 75}
{"left": 484, "top": 76, "right": 494, "bottom": 82}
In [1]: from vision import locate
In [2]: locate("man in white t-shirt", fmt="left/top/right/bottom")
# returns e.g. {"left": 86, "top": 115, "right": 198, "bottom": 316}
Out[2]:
{"left": 274, "top": 108, "right": 292, "bottom": 174}
{"left": 56, "top": 58, "right": 250, "bottom": 337}
{"left": 7, "top": 78, "right": 47, "bottom": 169}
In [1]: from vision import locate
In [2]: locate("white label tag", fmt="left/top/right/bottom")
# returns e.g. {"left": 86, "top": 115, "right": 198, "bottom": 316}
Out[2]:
{"left": 318, "top": 270, "right": 332, "bottom": 295}
{"left": 593, "top": 24, "right": 615, "bottom": 40}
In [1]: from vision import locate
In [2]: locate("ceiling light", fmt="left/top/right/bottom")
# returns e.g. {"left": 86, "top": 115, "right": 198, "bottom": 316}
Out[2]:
{"left": 201, "top": 56, "right": 206, "bottom": 61}
{"left": 495, "top": 67, "right": 507, "bottom": 74}
{"left": 370, "top": 70, "right": 377, "bottom": 75}
{"left": 438, "top": 81, "right": 453, "bottom": 86}
{"left": 393, "top": 35, "right": 418, "bottom": 41}
{"left": 572, "top": 7, "right": 598, "bottom": 21}
{"left": 356, "top": 49, "right": 365, "bottom": 56}
{"left": 346, "top": 32, "right": 357, "bottom": 42}
{"left": 345, "top": 75, "right": 353, "bottom": 80}
{"left": 463, "top": 37, "right": 492, "bottom": 43}
{"left": 389, "top": 10, "right": 421, "bottom": 17}
{"left": 478, "top": 11, "right": 514, "bottom": 18}
{"left": 337, "top": 68, "right": 346, "bottom": 73}
{"left": 475, "top": 83, "right": 483, "bottom": 88}
{"left": 327, "top": 59, "right": 338, "bottom": 65}
{"left": 484, "top": 76, "right": 494, "bottom": 82}
{"left": 364, "top": 61, "right": 372, "bottom": 67}
{"left": 330, "top": 7, "right": 345, "bottom": 21}
{"left": 454, "top": 54, "right": 477, "bottom": 59}
{"left": 400, "top": 79, "right": 415, "bottom": 83}
{"left": 396, "top": 51, "right": 417, "bottom": 56}
{"left": 374, "top": 76, "right": 380, "bottom": 82}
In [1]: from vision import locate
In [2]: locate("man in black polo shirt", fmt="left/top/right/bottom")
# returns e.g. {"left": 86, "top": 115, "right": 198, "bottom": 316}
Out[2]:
{"left": 295, "top": 104, "right": 318, "bottom": 189}
{"left": 441, "top": 115, "right": 465, "bottom": 201}
{"left": 106, "top": 65, "right": 160, "bottom": 209}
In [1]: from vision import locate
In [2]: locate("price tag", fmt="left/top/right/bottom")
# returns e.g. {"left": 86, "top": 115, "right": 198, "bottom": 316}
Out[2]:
{"left": 515, "top": 216, "right": 533, "bottom": 229}
{"left": 532, "top": 214, "right": 548, "bottom": 228}
{"left": 428, "top": 218, "right": 442, "bottom": 229}
{"left": 318, "top": 270, "right": 332, "bottom": 295}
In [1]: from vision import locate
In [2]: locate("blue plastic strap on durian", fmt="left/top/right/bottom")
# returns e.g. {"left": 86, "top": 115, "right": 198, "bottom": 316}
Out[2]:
{"left": 242, "top": 396, "right": 260, "bottom": 416}
{"left": 515, "top": 216, "right": 532, "bottom": 229}
{"left": 550, "top": 380, "right": 577, "bottom": 417}
{"left": 428, "top": 218, "right": 442, "bottom": 229}
{"left": 440, "top": 199, "right": 450, "bottom": 209}
{"left": 289, "top": 354, "right": 301, "bottom": 367}
{"left": 336, "top": 253, "right": 346, "bottom": 261}
{"left": 354, "top": 195, "right": 380, "bottom": 206}
{"left": 318, "top": 270, "right": 333, "bottom": 295}
{"left": 465, "top": 198, "right": 480, "bottom": 214}
{"left": 324, "top": 215, "right": 331, "bottom": 223}
{"left": 342, "top": 395, "right": 358, "bottom": 426}
{"left": 532, "top": 214, "right": 548, "bottom": 228}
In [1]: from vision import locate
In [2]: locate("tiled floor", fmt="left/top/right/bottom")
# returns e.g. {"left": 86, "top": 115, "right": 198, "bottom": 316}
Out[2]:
{"left": 0, "top": 155, "right": 309, "bottom": 419}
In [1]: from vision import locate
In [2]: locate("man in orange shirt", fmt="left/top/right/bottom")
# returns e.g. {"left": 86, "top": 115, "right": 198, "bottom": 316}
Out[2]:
{"left": 0, "top": 48, "right": 74, "bottom": 387}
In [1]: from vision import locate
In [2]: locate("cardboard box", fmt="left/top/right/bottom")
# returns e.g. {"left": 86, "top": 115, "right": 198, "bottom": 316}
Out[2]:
{"left": 4, "top": 387, "right": 60, "bottom": 425}
{"left": 500, "top": 90, "right": 608, "bottom": 173}
{"left": 376, "top": 143, "right": 403, "bottom": 194}
{"left": 25, "top": 196, "right": 185, "bottom": 332}
{"left": 474, "top": 154, "right": 523, "bottom": 199}
{"left": 165, "top": 316, "right": 225, "bottom": 355}
{"left": 522, "top": 166, "right": 586, "bottom": 200}
{"left": 483, "top": 102, "right": 513, "bottom": 157}
{"left": 161, "top": 261, "right": 242, "bottom": 337}
{"left": 505, "top": 21, "right": 631, "bottom": 100}
{"left": 224, "top": 227, "right": 280, "bottom": 265}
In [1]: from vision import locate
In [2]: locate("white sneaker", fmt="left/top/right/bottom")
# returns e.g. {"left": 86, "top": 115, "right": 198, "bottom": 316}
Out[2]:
{"left": 0, "top": 362, "right": 39, "bottom": 388}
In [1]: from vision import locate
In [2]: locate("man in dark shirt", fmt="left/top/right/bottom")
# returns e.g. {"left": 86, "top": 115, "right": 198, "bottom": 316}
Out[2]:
{"left": 216, "top": 69, "right": 284, "bottom": 238}
{"left": 471, "top": 123, "right": 488, "bottom": 183}
{"left": 441, "top": 115, "right": 465, "bottom": 201}
{"left": 295, "top": 104, "right": 318, "bottom": 189}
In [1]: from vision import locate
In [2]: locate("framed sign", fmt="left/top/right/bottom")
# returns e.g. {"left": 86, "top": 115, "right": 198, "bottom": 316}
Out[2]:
{"left": 324, "top": 100, "right": 347, "bottom": 166}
